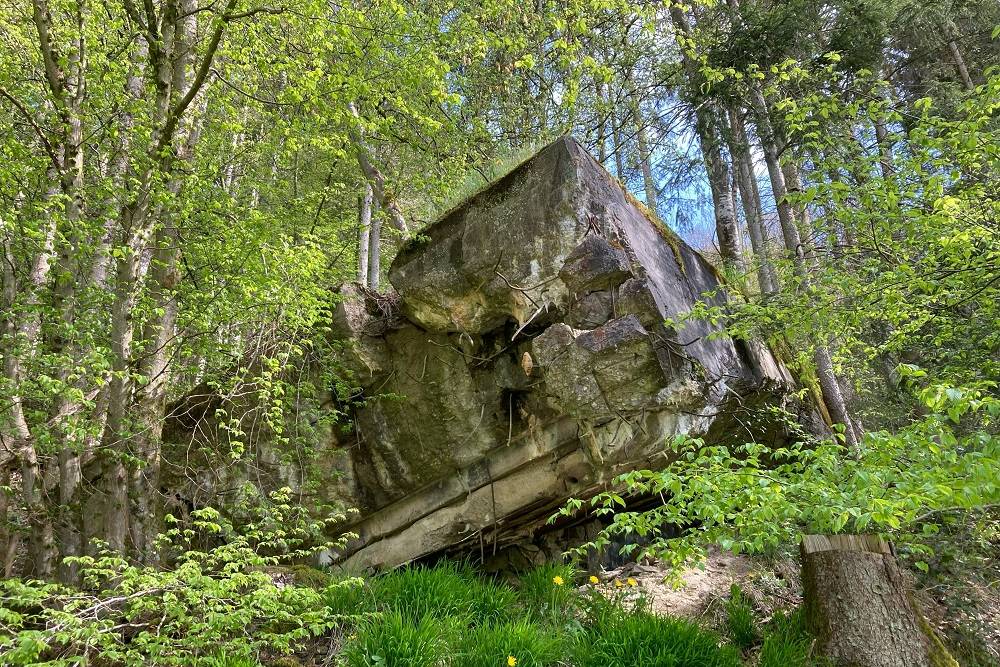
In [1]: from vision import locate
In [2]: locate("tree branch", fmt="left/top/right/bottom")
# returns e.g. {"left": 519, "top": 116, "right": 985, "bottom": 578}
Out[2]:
{"left": 156, "top": 0, "right": 238, "bottom": 155}
{"left": 0, "top": 87, "right": 60, "bottom": 168}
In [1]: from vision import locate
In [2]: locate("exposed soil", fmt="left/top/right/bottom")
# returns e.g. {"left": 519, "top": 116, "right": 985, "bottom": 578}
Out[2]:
{"left": 588, "top": 547, "right": 802, "bottom": 623}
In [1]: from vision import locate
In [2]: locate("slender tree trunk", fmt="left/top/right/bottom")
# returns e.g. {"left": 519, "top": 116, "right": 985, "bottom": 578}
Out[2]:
{"left": 348, "top": 102, "right": 408, "bottom": 235}
{"left": 780, "top": 161, "right": 819, "bottom": 266}
{"left": 749, "top": 84, "right": 859, "bottom": 449}
{"left": 128, "top": 1, "right": 204, "bottom": 562}
{"left": 624, "top": 74, "right": 658, "bottom": 211}
{"left": 801, "top": 535, "right": 958, "bottom": 667}
{"left": 87, "top": 0, "right": 236, "bottom": 556}
{"left": 609, "top": 90, "right": 627, "bottom": 180}
{"left": 358, "top": 184, "right": 373, "bottom": 284}
{"left": 1, "top": 177, "right": 60, "bottom": 576}
{"left": 669, "top": 7, "right": 743, "bottom": 274}
{"left": 728, "top": 107, "right": 777, "bottom": 294}
{"left": 872, "top": 106, "right": 894, "bottom": 181}
{"left": 90, "top": 37, "right": 146, "bottom": 290}
{"left": 595, "top": 79, "right": 609, "bottom": 165}
{"left": 0, "top": 466, "right": 17, "bottom": 576}
{"left": 945, "top": 22, "right": 975, "bottom": 91}
{"left": 367, "top": 201, "right": 382, "bottom": 290}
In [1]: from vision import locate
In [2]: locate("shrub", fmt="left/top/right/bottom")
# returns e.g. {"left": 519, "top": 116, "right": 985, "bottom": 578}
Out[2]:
{"left": 725, "top": 584, "right": 758, "bottom": 649}
{"left": 0, "top": 489, "right": 353, "bottom": 666}
{"left": 341, "top": 611, "right": 456, "bottom": 667}
{"left": 368, "top": 561, "right": 517, "bottom": 625}
{"left": 457, "top": 619, "right": 563, "bottom": 667}
{"left": 577, "top": 610, "right": 741, "bottom": 667}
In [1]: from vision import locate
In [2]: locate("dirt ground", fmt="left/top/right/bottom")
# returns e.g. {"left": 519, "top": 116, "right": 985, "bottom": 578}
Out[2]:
{"left": 588, "top": 547, "right": 999, "bottom": 665}
{"left": 589, "top": 547, "right": 801, "bottom": 622}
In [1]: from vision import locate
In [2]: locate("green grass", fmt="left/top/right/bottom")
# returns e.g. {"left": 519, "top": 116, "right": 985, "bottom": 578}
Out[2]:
{"left": 725, "top": 584, "right": 759, "bottom": 649}
{"left": 200, "top": 652, "right": 261, "bottom": 667}
{"left": 456, "top": 619, "right": 564, "bottom": 667}
{"left": 758, "top": 609, "right": 814, "bottom": 667}
{"left": 342, "top": 611, "right": 457, "bottom": 667}
{"left": 312, "top": 560, "right": 820, "bottom": 667}
{"left": 576, "top": 609, "right": 742, "bottom": 667}
{"left": 323, "top": 575, "right": 375, "bottom": 616}
{"left": 368, "top": 561, "right": 518, "bottom": 624}
{"left": 517, "top": 561, "right": 578, "bottom": 618}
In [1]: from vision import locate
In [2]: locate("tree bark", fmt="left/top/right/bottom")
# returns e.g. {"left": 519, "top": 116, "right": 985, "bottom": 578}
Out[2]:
{"left": 358, "top": 184, "right": 373, "bottom": 284}
{"left": 594, "top": 79, "right": 609, "bottom": 165}
{"left": 801, "top": 534, "right": 958, "bottom": 667}
{"left": 749, "top": 84, "right": 859, "bottom": 449}
{"left": 945, "top": 22, "right": 975, "bottom": 91}
{"left": 608, "top": 87, "right": 627, "bottom": 181}
{"left": 727, "top": 106, "right": 777, "bottom": 294}
{"left": 367, "top": 200, "right": 382, "bottom": 290}
{"left": 348, "top": 102, "right": 409, "bottom": 235}
{"left": 669, "top": 7, "right": 743, "bottom": 275}
{"left": 89, "top": 0, "right": 236, "bottom": 557}
{"left": 780, "top": 161, "right": 820, "bottom": 266}
{"left": 625, "top": 73, "right": 658, "bottom": 212}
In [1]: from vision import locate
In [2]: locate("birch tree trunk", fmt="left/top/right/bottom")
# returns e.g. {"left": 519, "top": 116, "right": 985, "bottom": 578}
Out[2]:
{"left": 669, "top": 7, "right": 743, "bottom": 274}
{"left": 367, "top": 201, "right": 382, "bottom": 290}
{"left": 89, "top": 0, "right": 238, "bottom": 555}
{"left": 780, "top": 161, "right": 819, "bottom": 266}
{"left": 727, "top": 106, "right": 777, "bottom": 294}
{"left": 872, "top": 118, "right": 894, "bottom": 179}
{"left": 624, "top": 74, "right": 658, "bottom": 212}
{"left": 748, "top": 83, "right": 860, "bottom": 450}
{"left": 348, "top": 102, "right": 408, "bottom": 235}
{"left": 595, "top": 79, "right": 609, "bottom": 165}
{"left": 608, "top": 87, "right": 627, "bottom": 180}
{"left": 358, "top": 184, "right": 373, "bottom": 284}
{"left": 945, "top": 22, "right": 975, "bottom": 91}
{"left": 129, "top": 50, "right": 207, "bottom": 563}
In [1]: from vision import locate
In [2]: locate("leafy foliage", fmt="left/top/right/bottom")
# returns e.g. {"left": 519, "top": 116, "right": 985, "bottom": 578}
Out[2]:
{"left": 0, "top": 489, "right": 355, "bottom": 665}
{"left": 559, "top": 381, "right": 1000, "bottom": 570}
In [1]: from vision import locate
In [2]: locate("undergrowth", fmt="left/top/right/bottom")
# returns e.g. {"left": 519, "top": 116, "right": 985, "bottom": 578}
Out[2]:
{"left": 1, "top": 544, "right": 823, "bottom": 666}
{"left": 330, "top": 562, "right": 822, "bottom": 667}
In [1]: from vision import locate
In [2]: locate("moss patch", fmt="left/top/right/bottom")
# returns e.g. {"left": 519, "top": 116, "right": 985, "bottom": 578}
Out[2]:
{"left": 285, "top": 564, "right": 334, "bottom": 590}
{"left": 918, "top": 611, "right": 961, "bottom": 667}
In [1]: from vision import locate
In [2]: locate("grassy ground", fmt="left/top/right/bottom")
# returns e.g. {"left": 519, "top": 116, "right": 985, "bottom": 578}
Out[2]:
{"left": 217, "top": 561, "right": 820, "bottom": 667}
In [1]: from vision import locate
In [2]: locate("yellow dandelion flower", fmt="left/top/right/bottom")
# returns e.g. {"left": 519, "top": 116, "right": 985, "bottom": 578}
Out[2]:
{"left": 508, "top": 656, "right": 517, "bottom": 666}
{"left": 627, "top": 577, "right": 638, "bottom": 587}
{"left": 589, "top": 575, "right": 600, "bottom": 585}
{"left": 552, "top": 575, "right": 564, "bottom": 586}
{"left": 614, "top": 579, "right": 624, "bottom": 588}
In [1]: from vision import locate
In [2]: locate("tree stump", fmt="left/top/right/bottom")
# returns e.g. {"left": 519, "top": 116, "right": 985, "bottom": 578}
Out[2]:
{"left": 801, "top": 534, "right": 957, "bottom": 667}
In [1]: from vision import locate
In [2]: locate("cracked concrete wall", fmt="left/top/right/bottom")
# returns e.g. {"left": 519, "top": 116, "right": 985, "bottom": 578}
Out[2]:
{"left": 323, "top": 137, "right": 792, "bottom": 570}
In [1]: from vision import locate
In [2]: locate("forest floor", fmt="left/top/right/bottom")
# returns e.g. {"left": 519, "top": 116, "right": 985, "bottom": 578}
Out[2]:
{"left": 592, "top": 548, "right": 797, "bottom": 622}
{"left": 593, "top": 547, "right": 999, "bottom": 666}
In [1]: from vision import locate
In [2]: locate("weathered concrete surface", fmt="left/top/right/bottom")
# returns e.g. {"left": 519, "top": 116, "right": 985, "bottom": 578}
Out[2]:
{"left": 324, "top": 137, "right": 792, "bottom": 570}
